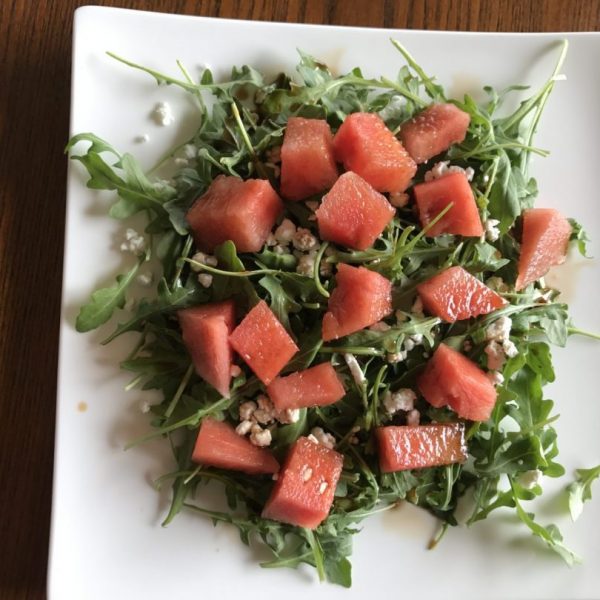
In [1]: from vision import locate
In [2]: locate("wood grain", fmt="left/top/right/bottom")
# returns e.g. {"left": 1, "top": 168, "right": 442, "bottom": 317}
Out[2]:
{"left": 0, "top": 1, "right": 598, "bottom": 597}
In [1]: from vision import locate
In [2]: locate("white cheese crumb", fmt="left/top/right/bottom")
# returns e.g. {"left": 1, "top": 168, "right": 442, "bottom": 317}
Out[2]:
{"left": 307, "top": 434, "right": 319, "bottom": 444}
{"left": 484, "top": 218, "right": 501, "bottom": 242}
{"left": 485, "top": 340, "right": 506, "bottom": 371}
{"left": 239, "top": 401, "right": 257, "bottom": 421}
{"left": 296, "top": 252, "right": 316, "bottom": 277}
{"left": 411, "top": 296, "right": 424, "bottom": 318}
{"left": 404, "top": 338, "right": 416, "bottom": 352}
{"left": 272, "top": 473, "right": 279, "bottom": 481}
{"left": 292, "top": 227, "right": 319, "bottom": 252}
{"left": 120, "top": 228, "right": 146, "bottom": 256}
{"left": 406, "top": 409, "right": 420, "bottom": 426}
{"left": 302, "top": 466, "right": 313, "bottom": 482}
{"left": 273, "top": 244, "right": 289, "bottom": 255}
{"left": 424, "top": 161, "right": 474, "bottom": 183}
{"left": 197, "top": 274, "right": 213, "bottom": 288}
{"left": 486, "top": 276, "right": 509, "bottom": 293}
{"left": 235, "top": 420, "right": 253, "bottom": 436}
{"left": 277, "top": 408, "right": 300, "bottom": 424}
{"left": 389, "top": 191, "right": 410, "bottom": 208}
{"left": 190, "top": 252, "right": 218, "bottom": 271}
{"left": 486, "top": 371, "right": 505, "bottom": 386}
{"left": 230, "top": 365, "right": 242, "bottom": 378}
{"left": 318, "top": 481, "right": 329, "bottom": 495}
{"left": 136, "top": 271, "right": 153, "bottom": 287}
{"left": 139, "top": 400, "right": 151, "bottom": 414}
{"left": 409, "top": 333, "right": 424, "bottom": 345}
{"left": 386, "top": 351, "right": 407, "bottom": 364}
{"left": 343, "top": 353, "right": 365, "bottom": 387}
{"left": 502, "top": 339, "right": 519, "bottom": 358}
{"left": 485, "top": 316, "right": 512, "bottom": 343}
{"left": 266, "top": 233, "right": 277, "bottom": 247}
{"left": 309, "top": 427, "right": 336, "bottom": 450}
{"left": 518, "top": 469, "right": 542, "bottom": 490}
{"left": 174, "top": 157, "right": 189, "bottom": 167}
{"left": 383, "top": 388, "right": 416, "bottom": 414}
{"left": 183, "top": 144, "right": 197, "bottom": 159}
{"left": 249, "top": 424, "right": 272, "bottom": 447}
{"left": 395, "top": 309, "right": 408, "bottom": 323}
{"left": 305, "top": 200, "right": 319, "bottom": 212}
{"left": 253, "top": 395, "right": 277, "bottom": 424}
{"left": 153, "top": 101, "right": 175, "bottom": 126}
{"left": 274, "top": 218, "right": 296, "bottom": 244}
{"left": 152, "top": 179, "right": 172, "bottom": 193}
{"left": 135, "top": 133, "right": 150, "bottom": 143}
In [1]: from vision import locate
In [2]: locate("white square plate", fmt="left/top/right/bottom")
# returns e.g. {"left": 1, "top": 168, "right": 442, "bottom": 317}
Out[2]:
{"left": 51, "top": 7, "right": 600, "bottom": 599}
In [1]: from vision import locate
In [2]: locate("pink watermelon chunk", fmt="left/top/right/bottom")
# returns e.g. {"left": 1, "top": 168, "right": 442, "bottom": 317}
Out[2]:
{"left": 186, "top": 175, "right": 283, "bottom": 253}
{"left": 332, "top": 112, "right": 417, "bottom": 193}
{"left": 280, "top": 117, "right": 338, "bottom": 201}
{"left": 178, "top": 300, "right": 236, "bottom": 397}
{"left": 229, "top": 300, "right": 299, "bottom": 385}
{"left": 414, "top": 172, "right": 483, "bottom": 237}
{"left": 262, "top": 437, "right": 343, "bottom": 529}
{"left": 322, "top": 264, "right": 393, "bottom": 341}
{"left": 417, "top": 266, "right": 506, "bottom": 322}
{"left": 315, "top": 171, "right": 396, "bottom": 250}
{"left": 418, "top": 344, "right": 497, "bottom": 422}
{"left": 192, "top": 417, "right": 279, "bottom": 475}
{"left": 267, "top": 362, "right": 346, "bottom": 411}
{"left": 399, "top": 103, "right": 471, "bottom": 164}
{"left": 516, "top": 208, "right": 571, "bottom": 290}
{"left": 376, "top": 423, "right": 467, "bottom": 472}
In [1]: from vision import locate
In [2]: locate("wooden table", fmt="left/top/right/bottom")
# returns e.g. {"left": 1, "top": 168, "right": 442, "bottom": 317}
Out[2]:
{"left": 0, "top": 1, "right": 598, "bottom": 597}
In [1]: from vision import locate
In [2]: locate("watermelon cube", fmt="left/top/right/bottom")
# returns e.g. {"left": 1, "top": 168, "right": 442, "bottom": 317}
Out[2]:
{"left": 316, "top": 172, "right": 396, "bottom": 250}
{"left": 516, "top": 208, "right": 571, "bottom": 290}
{"left": 280, "top": 117, "right": 338, "bottom": 201}
{"left": 376, "top": 423, "right": 467, "bottom": 472}
{"left": 267, "top": 362, "right": 345, "bottom": 411}
{"left": 417, "top": 266, "right": 506, "bottom": 322}
{"left": 186, "top": 175, "right": 283, "bottom": 253}
{"left": 414, "top": 172, "right": 483, "bottom": 237}
{"left": 418, "top": 344, "right": 497, "bottom": 422}
{"left": 332, "top": 112, "right": 417, "bottom": 193}
{"left": 322, "top": 264, "right": 393, "bottom": 341}
{"left": 262, "top": 437, "right": 343, "bottom": 529}
{"left": 229, "top": 300, "right": 298, "bottom": 385}
{"left": 192, "top": 417, "right": 279, "bottom": 475}
{"left": 399, "top": 103, "right": 470, "bottom": 164}
{"left": 178, "top": 300, "right": 236, "bottom": 397}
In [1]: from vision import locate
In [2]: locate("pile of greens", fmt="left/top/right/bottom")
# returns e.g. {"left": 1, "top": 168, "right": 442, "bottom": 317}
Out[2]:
{"left": 67, "top": 39, "right": 599, "bottom": 587}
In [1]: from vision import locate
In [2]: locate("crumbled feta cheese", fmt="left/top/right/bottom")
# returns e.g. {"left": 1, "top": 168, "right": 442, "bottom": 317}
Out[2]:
{"left": 272, "top": 473, "right": 279, "bottom": 481}
{"left": 197, "top": 274, "right": 213, "bottom": 288}
{"left": 463, "top": 339, "right": 473, "bottom": 352}
{"left": 484, "top": 218, "right": 501, "bottom": 242}
{"left": 190, "top": 251, "right": 218, "bottom": 271}
{"left": 318, "top": 481, "right": 329, "bottom": 494}
{"left": 463, "top": 167, "right": 475, "bottom": 181}
{"left": 136, "top": 271, "right": 153, "bottom": 287}
{"left": 411, "top": 296, "right": 424, "bottom": 317}
{"left": 183, "top": 144, "right": 197, "bottom": 159}
{"left": 235, "top": 420, "right": 253, "bottom": 436}
{"left": 296, "top": 253, "right": 316, "bottom": 276}
{"left": 266, "top": 233, "right": 277, "bottom": 247}
{"left": 174, "top": 157, "right": 189, "bottom": 167}
{"left": 309, "top": 427, "right": 336, "bottom": 449}
{"left": 395, "top": 309, "right": 408, "bottom": 323}
{"left": 273, "top": 244, "right": 288, "bottom": 255}
{"left": 485, "top": 316, "right": 512, "bottom": 343}
{"left": 378, "top": 95, "right": 404, "bottom": 120}
{"left": 486, "top": 276, "right": 509, "bottom": 293}
{"left": 404, "top": 338, "right": 415, "bottom": 352}
{"left": 152, "top": 179, "right": 172, "bottom": 193}
{"left": 153, "top": 101, "right": 175, "bottom": 126}
{"left": 383, "top": 388, "right": 416, "bottom": 414}
{"left": 343, "top": 353, "right": 365, "bottom": 387}
{"left": 120, "top": 228, "right": 146, "bottom": 256}
{"left": 486, "top": 371, "right": 505, "bottom": 386}
{"left": 277, "top": 408, "right": 300, "bottom": 424}
{"left": 307, "top": 434, "right": 319, "bottom": 444}
{"left": 351, "top": 425, "right": 361, "bottom": 433}
{"left": 239, "top": 401, "right": 257, "bottom": 421}
{"left": 409, "top": 333, "right": 424, "bottom": 345}
{"left": 253, "top": 395, "right": 277, "bottom": 424}
{"left": 319, "top": 259, "right": 332, "bottom": 278}
{"left": 249, "top": 424, "right": 272, "bottom": 447}
{"left": 485, "top": 340, "right": 506, "bottom": 371}
{"left": 139, "top": 400, "right": 151, "bottom": 414}
{"left": 406, "top": 409, "right": 420, "bottom": 426}
{"left": 387, "top": 351, "right": 407, "bottom": 364}
{"left": 266, "top": 146, "right": 282, "bottom": 164}
{"left": 502, "top": 339, "right": 519, "bottom": 358}
{"left": 424, "top": 161, "right": 450, "bottom": 182}
{"left": 230, "top": 365, "right": 242, "bottom": 378}
{"left": 518, "top": 469, "right": 542, "bottom": 490}
{"left": 302, "top": 466, "right": 313, "bottom": 482}
{"left": 135, "top": 133, "right": 150, "bottom": 143}
{"left": 305, "top": 200, "right": 319, "bottom": 212}
{"left": 482, "top": 174, "right": 490, "bottom": 184}
{"left": 369, "top": 321, "right": 391, "bottom": 332}
{"left": 274, "top": 218, "right": 296, "bottom": 244}
{"left": 389, "top": 191, "right": 410, "bottom": 208}
{"left": 292, "top": 228, "right": 319, "bottom": 252}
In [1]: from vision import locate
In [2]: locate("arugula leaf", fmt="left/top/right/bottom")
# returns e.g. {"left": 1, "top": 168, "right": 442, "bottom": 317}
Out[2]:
{"left": 567, "top": 465, "right": 600, "bottom": 521}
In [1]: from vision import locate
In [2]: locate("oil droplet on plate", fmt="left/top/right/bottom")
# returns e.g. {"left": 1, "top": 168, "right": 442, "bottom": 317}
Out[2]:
{"left": 77, "top": 401, "right": 88, "bottom": 413}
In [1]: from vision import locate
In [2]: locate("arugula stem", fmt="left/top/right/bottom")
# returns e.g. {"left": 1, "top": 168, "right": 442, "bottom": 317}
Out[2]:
{"left": 319, "top": 346, "right": 384, "bottom": 356}
{"left": 165, "top": 363, "right": 194, "bottom": 418}
{"left": 184, "top": 258, "right": 277, "bottom": 278}
{"left": 313, "top": 242, "right": 330, "bottom": 298}
{"left": 303, "top": 529, "right": 326, "bottom": 582}
{"left": 171, "top": 235, "right": 194, "bottom": 291}
{"left": 567, "top": 326, "right": 600, "bottom": 341}
{"left": 230, "top": 101, "right": 269, "bottom": 179}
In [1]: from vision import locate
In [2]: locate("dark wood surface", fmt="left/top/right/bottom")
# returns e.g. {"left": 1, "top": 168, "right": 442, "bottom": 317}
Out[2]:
{"left": 1, "top": 1, "right": 599, "bottom": 597}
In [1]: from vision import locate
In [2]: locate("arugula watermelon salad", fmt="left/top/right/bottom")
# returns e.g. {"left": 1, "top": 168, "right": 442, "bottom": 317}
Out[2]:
{"left": 67, "top": 39, "right": 600, "bottom": 586}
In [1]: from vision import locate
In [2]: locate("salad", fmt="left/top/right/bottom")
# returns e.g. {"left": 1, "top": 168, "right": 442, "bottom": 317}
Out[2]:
{"left": 67, "top": 39, "right": 600, "bottom": 587}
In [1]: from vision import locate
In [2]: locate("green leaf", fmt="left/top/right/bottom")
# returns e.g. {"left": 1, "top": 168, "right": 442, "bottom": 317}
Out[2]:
{"left": 567, "top": 465, "right": 600, "bottom": 521}
{"left": 258, "top": 275, "right": 301, "bottom": 333}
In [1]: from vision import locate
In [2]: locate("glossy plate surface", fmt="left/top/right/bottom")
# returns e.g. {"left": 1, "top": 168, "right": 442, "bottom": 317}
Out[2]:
{"left": 51, "top": 7, "right": 600, "bottom": 599}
